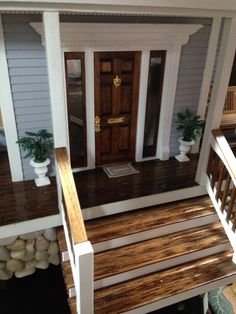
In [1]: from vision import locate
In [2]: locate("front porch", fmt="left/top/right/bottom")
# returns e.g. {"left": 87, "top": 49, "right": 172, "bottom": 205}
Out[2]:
{"left": 0, "top": 151, "right": 59, "bottom": 237}
{"left": 75, "top": 154, "right": 200, "bottom": 209}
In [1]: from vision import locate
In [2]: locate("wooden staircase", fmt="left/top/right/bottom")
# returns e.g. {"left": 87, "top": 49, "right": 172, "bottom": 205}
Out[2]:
{"left": 57, "top": 195, "right": 236, "bottom": 314}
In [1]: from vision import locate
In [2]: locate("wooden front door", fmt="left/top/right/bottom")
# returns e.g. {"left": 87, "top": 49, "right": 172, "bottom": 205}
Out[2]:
{"left": 94, "top": 51, "right": 141, "bottom": 166}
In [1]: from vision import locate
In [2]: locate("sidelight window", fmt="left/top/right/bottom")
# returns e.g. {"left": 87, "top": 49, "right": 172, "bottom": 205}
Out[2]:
{"left": 143, "top": 51, "right": 166, "bottom": 158}
{"left": 64, "top": 52, "right": 87, "bottom": 168}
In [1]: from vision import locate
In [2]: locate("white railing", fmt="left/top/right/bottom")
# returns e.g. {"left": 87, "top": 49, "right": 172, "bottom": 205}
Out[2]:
{"left": 206, "top": 129, "right": 236, "bottom": 263}
{"left": 55, "top": 147, "right": 94, "bottom": 314}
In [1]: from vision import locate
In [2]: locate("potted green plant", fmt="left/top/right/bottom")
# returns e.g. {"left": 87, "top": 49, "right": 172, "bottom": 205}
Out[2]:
{"left": 17, "top": 129, "right": 53, "bottom": 186}
{"left": 175, "top": 109, "right": 205, "bottom": 162}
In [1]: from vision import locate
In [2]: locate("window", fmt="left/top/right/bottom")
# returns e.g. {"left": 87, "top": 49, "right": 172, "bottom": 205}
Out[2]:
{"left": 143, "top": 51, "right": 166, "bottom": 158}
{"left": 64, "top": 52, "right": 87, "bottom": 168}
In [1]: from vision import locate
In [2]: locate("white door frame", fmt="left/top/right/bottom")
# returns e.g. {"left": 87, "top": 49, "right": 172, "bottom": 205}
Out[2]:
{"left": 32, "top": 22, "right": 202, "bottom": 169}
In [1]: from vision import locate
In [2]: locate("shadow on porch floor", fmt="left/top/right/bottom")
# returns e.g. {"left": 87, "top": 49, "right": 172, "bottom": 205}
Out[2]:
{"left": 74, "top": 154, "right": 199, "bottom": 209}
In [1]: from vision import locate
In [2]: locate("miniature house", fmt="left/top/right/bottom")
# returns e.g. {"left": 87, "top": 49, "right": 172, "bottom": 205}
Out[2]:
{"left": 1, "top": 1, "right": 236, "bottom": 313}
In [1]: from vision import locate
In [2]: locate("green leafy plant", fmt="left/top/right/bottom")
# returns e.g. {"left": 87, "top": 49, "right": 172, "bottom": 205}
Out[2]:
{"left": 176, "top": 109, "right": 205, "bottom": 142}
{"left": 17, "top": 129, "right": 53, "bottom": 163}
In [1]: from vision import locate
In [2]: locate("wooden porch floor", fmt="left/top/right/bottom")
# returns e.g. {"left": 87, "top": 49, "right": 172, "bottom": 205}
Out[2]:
{"left": 0, "top": 152, "right": 58, "bottom": 227}
{"left": 74, "top": 154, "right": 199, "bottom": 209}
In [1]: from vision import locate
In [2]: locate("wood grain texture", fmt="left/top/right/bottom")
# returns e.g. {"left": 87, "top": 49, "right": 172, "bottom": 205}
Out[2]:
{"left": 69, "top": 297, "right": 76, "bottom": 314}
{"left": 221, "top": 113, "right": 236, "bottom": 130}
{"left": 0, "top": 151, "right": 58, "bottom": 226}
{"left": 85, "top": 195, "right": 214, "bottom": 244}
{"left": 94, "top": 51, "right": 141, "bottom": 165}
{"left": 94, "top": 250, "right": 236, "bottom": 314}
{"left": 94, "top": 222, "right": 227, "bottom": 280}
{"left": 55, "top": 147, "right": 87, "bottom": 244}
{"left": 62, "top": 260, "right": 74, "bottom": 291}
{"left": 57, "top": 227, "right": 67, "bottom": 253}
{"left": 75, "top": 154, "right": 199, "bottom": 209}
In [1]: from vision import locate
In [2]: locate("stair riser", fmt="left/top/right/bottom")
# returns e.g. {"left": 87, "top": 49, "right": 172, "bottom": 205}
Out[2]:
{"left": 121, "top": 274, "right": 236, "bottom": 314}
{"left": 92, "top": 214, "right": 218, "bottom": 253}
{"left": 94, "top": 243, "right": 230, "bottom": 290}
{"left": 82, "top": 186, "right": 206, "bottom": 220}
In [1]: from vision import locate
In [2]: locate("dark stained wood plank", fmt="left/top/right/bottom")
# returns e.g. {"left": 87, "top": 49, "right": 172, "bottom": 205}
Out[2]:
{"left": 62, "top": 260, "right": 74, "bottom": 291}
{"left": 85, "top": 195, "right": 214, "bottom": 244}
{"left": 0, "top": 151, "right": 58, "bottom": 226}
{"left": 94, "top": 222, "right": 228, "bottom": 281}
{"left": 69, "top": 297, "right": 77, "bottom": 314}
{"left": 94, "top": 250, "right": 236, "bottom": 314}
{"left": 75, "top": 154, "right": 199, "bottom": 209}
{"left": 57, "top": 227, "right": 67, "bottom": 253}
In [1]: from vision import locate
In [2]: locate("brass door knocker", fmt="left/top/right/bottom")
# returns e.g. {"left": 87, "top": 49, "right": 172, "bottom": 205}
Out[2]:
{"left": 113, "top": 75, "right": 122, "bottom": 88}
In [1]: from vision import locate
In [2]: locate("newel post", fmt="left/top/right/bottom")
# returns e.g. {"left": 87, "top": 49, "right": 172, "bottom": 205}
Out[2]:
{"left": 74, "top": 241, "right": 94, "bottom": 314}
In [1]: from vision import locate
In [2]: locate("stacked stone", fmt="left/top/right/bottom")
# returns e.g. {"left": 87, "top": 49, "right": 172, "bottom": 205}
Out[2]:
{"left": 0, "top": 228, "right": 60, "bottom": 280}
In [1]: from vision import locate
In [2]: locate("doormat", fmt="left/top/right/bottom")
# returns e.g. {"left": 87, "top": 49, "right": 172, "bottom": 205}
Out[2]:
{"left": 103, "top": 163, "right": 139, "bottom": 178}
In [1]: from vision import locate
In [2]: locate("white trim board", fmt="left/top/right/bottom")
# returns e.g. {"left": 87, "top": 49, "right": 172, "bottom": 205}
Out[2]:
{"left": 196, "top": 18, "right": 236, "bottom": 185}
{"left": 1, "top": 2, "right": 236, "bottom": 18}
{"left": 31, "top": 23, "right": 202, "bottom": 49}
{"left": 192, "top": 17, "right": 221, "bottom": 154}
{"left": 0, "top": 214, "right": 62, "bottom": 239}
{"left": 0, "top": 14, "right": 23, "bottom": 182}
{"left": 43, "top": 12, "right": 68, "bottom": 149}
{"left": 82, "top": 185, "right": 207, "bottom": 220}
{"left": 32, "top": 22, "right": 202, "bottom": 165}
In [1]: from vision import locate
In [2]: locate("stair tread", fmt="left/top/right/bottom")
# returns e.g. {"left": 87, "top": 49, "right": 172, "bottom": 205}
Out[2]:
{"left": 57, "top": 227, "right": 67, "bottom": 253}
{"left": 85, "top": 195, "right": 215, "bottom": 244}
{"left": 94, "top": 250, "right": 236, "bottom": 314}
{"left": 69, "top": 297, "right": 76, "bottom": 314}
{"left": 94, "top": 222, "right": 228, "bottom": 280}
{"left": 62, "top": 260, "right": 74, "bottom": 290}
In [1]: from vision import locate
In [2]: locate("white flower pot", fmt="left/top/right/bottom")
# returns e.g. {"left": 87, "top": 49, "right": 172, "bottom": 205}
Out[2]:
{"left": 30, "top": 158, "right": 50, "bottom": 187}
{"left": 175, "top": 138, "right": 195, "bottom": 162}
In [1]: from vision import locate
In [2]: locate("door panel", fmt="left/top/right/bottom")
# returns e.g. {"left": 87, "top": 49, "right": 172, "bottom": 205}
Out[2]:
{"left": 94, "top": 51, "right": 141, "bottom": 166}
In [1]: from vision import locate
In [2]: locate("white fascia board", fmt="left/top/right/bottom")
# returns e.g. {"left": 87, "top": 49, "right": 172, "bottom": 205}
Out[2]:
{"left": 0, "top": 1, "right": 236, "bottom": 17}
{"left": 0, "top": 0, "right": 236, "bottom": 11}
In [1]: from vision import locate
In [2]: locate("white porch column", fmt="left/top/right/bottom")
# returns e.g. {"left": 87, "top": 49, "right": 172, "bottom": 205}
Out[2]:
{"left": 43, "top": 12, "right": 68, "bottom": 148}
{"left": 196, "top": 18, "right": 236, "bottom": 185}
{"left": 0, "top": 14, "right": 23, "bottom": 181}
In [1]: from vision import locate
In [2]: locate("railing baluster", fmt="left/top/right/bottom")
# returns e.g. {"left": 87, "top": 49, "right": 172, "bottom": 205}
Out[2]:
{"left": 216, "top": 160, "right": 225, "bottom": 200}
{"left": 227, "top": 187, "right": 236, "bottom": 221}
{"left": 220, "top": 174, "right": 231, "bottom": 212}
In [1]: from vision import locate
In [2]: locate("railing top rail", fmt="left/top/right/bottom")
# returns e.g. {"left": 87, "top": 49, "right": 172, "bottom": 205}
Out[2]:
{"left": 55, "top": 147, "right": 87, "bottom": 244}
{"left": 227, "top": 86, "right": 236, "bottom": 92}
{"left": 212, "top": 129, "right": 236, "bottom": 180}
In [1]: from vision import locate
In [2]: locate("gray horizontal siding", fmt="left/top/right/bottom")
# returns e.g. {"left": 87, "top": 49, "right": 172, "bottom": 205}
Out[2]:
{"left": 14, "top": 98, "right": 51, "bottom": 108}
{"left": 12, "top": 83, "right": 49, "bottom": 93}
{"left": 8, "top": 59, "right": 47, "bottom": 67}
{"left": 13, "top": 91, "right": 50, "bottom": 100}
{"left": 10, "top": 75, "right": 48, "bottom": 84}
{"left": 169, "top": 25, "right": 211, "bottom": 156}
{"left": 3, "top": 14, "right": 53, "bottom": 180}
